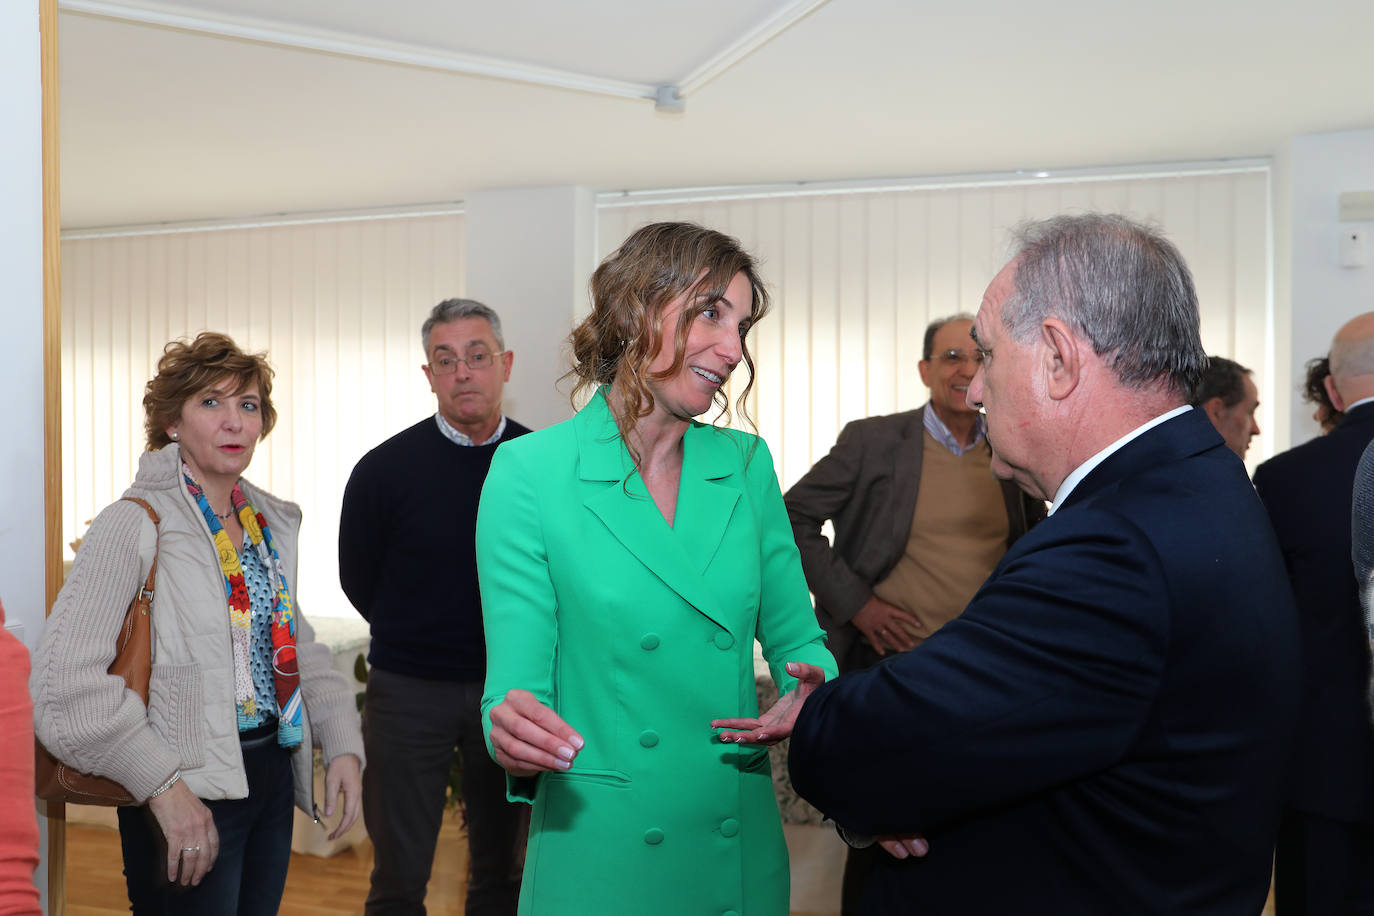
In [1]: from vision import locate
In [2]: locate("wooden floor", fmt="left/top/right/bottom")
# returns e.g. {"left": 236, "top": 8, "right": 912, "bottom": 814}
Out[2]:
{"left": 62, "top": 816, "right": 1275, "bottom": 916}
{"left": 65, "top": 810, "right": 471, "bottom": 916}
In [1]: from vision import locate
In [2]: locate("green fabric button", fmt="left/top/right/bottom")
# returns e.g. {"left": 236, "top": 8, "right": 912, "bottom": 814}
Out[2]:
{"left": 639, "top": 730, "right": 660, "bottom": 748}
{"left": 644, "top": 828, "right": 665, "bottom": 846}
{"left": 640, "top": 633, "right": 660, "bottom": 650}
{"left": 720, "top": 818, "right": 739, "bottom": 837}
{"left": 713, "top": 631, "right": 734, "bottom": 650}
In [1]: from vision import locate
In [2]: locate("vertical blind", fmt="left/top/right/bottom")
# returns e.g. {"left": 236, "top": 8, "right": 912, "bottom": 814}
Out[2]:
{"left": 597, "top": 170, "right": 1271, "bottom": 491}
{"left": 61, "top": 214, "right": 466, "bottom": 620}
{"left": 61, "top": 168, "right": 1270, "bottom": 618}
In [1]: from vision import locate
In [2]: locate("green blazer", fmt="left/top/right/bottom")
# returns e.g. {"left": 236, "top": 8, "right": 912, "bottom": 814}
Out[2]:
{"left": 477, "top": 391, "right": 836, "bottom": 916}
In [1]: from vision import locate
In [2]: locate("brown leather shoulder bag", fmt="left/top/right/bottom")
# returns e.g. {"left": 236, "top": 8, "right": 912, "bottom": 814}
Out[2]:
{"left": 35, "top": 496, "right": 160, "bottom": 805}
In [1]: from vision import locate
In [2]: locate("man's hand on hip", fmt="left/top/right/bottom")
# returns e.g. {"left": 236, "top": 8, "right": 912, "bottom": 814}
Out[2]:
{"left": 852, "top": 596, "right": 922, "bottom": 655}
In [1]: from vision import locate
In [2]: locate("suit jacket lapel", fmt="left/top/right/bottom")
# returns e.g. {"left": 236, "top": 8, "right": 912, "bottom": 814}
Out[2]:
{"left": 889, "top": 407, "right": 926, "bottom": 551}
{"left": 575, "top": 393, "right": 735, "bottom": 632}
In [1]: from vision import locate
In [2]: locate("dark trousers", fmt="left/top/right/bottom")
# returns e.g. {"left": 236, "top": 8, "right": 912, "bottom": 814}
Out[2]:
{"left": 117, "top": 727, "right": 294, "bottom": 916}
{"left": 1275, "top": 808, "right": 1374, "bottom": 915}
{"left": 362, "top": 670, "right": 526, "bottom": 916}
{"left": 841, "top": 843, "right": 883, "bottom": 916}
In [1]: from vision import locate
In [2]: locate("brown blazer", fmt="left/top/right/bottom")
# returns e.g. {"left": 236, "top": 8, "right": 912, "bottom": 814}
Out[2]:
{"left": 783, "top": 406, "right": 1044, "bottom": 671}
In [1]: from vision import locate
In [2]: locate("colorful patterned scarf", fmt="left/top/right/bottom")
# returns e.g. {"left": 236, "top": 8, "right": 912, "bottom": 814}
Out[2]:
{"left": 183, "top": 464, "right": 303, "bottom": 749}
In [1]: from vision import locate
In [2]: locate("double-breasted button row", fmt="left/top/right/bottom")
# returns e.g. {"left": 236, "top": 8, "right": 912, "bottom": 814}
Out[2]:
{"left": 641, "top": 630, "right": 737, "bottom": 650}
{"left": 641, "top": 821, "right": 740, "bottom": 847}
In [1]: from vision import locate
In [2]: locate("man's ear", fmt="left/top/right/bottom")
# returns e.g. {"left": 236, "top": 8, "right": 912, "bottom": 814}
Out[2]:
{"left": 1041, "top": 318, "right": 1080, "bottom": 401}
{"left": 1325, "top": 374, "right": 1348, "bottom": 412}
{"left": 1202, "top": 396, "right": 1227, "bottom": 428}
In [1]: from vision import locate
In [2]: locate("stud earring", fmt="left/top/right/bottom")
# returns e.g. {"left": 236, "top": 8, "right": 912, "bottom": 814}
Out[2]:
{"left": 170, "top": 432, "right": 179, "bottom": 440}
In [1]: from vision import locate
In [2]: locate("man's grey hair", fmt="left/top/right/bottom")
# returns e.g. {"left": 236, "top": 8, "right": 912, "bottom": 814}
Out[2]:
{"left": 1190, "top": 355, "right": 1252, "bottom": 408}
{"left": 922, "top": 313, "right": 976, "bottom": 361}
{"left": 1001, "top": 213, "right": 1207, "bottom": 398}
{"left": 421, "top": 298, "right": 505, "bottom": 355}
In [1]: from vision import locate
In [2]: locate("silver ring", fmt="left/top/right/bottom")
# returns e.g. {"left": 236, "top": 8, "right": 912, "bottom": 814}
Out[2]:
{"left": 182, "top": 845, "right": 200, "bottom": 854}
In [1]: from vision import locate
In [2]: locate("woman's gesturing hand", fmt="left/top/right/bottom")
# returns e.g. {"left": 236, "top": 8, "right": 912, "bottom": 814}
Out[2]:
{"left": 147, "top": 779, "right": 220, "bottom": 886}
{"left": 489, "top": 689, "right": 585, "bottom": 778}
{"left": 710, "top": 662, "right": 828, "bottom": 746}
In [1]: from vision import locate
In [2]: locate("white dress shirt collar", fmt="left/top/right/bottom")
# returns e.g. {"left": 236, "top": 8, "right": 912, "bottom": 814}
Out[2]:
{"left": 1048, "top": 405, "right": 1193, "bottom": 516}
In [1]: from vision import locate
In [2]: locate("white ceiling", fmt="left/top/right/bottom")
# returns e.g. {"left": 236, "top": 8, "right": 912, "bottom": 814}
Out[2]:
{"left": 59, "top": 0, "right": 1374, "bottom": 229}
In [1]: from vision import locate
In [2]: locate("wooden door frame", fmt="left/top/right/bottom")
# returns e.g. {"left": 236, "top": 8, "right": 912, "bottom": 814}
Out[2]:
{"left": 41, "top": 0, "right": 66, "bottom": 912}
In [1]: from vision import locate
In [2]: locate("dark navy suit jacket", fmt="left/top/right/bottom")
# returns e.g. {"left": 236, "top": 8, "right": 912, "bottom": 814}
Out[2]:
{"left": 1253, "top": 401, "right": 1374, "bottom": 823}
{"left": 789, "top": 409, "right": 1299, "bottom": 915}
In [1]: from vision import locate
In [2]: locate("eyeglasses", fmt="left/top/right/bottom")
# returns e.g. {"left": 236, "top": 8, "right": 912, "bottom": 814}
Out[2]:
{"left": 935, "top": 348, "right": 985, "bottom": 366}
{"left": 429, "top": 349, "right": 506, "bottom": 375}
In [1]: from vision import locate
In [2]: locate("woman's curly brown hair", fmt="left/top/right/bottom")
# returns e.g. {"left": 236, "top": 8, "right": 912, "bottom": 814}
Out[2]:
{"left": 143, "top": 332, "right": 277, "bottom": 450}
{"left": 566, "top": 222, "right": 770, "bottom": 465}
{"left": 1302, "top": 355, "right": 1344, "bottom": 432}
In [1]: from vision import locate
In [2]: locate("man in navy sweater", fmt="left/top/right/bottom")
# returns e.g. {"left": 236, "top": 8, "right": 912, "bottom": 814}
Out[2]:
{"left": 341, "top": 298, "right": 531, "bottom": 916}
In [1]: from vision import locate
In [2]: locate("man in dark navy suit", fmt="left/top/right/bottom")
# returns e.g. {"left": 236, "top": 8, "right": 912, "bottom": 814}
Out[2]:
{"left": 788, "top": 214, "right": 1300, "bottom": 915}
{"left": 1254, "top": 312, "right": 1374, "bottom": 916}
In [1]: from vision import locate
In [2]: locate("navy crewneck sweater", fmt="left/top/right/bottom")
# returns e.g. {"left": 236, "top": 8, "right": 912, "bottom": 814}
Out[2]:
{"left": 339, "top": 416, "right": 532, "bottom": 681}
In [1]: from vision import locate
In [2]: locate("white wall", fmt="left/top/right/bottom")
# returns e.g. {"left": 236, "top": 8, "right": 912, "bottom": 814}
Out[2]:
{"left": 1276, "top": 128, "right": 1374, "bottom": 447}
{"left": 61, "top": 214, "right": 466, "bottom": 620}
{"left": 1, "top": 0, "right": 47, "bottom": 648}
{"left": 464, "top": 186, "right": 596, "bottom": 430}
{"left": 600, "top": 170, "right": 1273, "bottom": 488}
{"left": 1, "top": 0, "right": 49, "bottom": 907}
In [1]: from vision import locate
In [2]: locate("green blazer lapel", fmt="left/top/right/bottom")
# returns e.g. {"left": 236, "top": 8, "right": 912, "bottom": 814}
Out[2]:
{"left": 673, "top": 423, "right": 743, "bottom": 577}
{"left": 575, "top": 396, "right": 733, "bottom": 631}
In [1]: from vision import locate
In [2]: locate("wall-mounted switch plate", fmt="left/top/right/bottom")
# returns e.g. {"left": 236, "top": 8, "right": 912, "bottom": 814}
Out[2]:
{"left": 1341, "top": 229, "right": 1367, "bottom": 268}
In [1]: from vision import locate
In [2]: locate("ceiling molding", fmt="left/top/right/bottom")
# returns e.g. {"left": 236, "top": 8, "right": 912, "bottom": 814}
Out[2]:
{"left": 61, "top": 158, "right": 1272, "bottom": 237}
{"left": 61, "top": 201, "right": 466, "bottom": 240}
{"left": 596, "top": 158, "right": 1273, "bottom": 207}
{"left": 677, "top": 0, "right": 832, "bottom": 97}
{"left": 59, "top": 0, "right": 659, "bottom": 101}
{"left": 60, "top": 0, "right": 834, "bottom": 108}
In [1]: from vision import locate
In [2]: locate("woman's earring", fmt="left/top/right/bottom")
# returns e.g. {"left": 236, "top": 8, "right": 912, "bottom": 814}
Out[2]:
{"left": 170, "top": 432, "right": 179, "bottom": 441}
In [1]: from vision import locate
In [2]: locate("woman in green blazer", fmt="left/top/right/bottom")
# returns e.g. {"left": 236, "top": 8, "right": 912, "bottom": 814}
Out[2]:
{"left": 477, "top": 222, "right": 837, "bottom": 915}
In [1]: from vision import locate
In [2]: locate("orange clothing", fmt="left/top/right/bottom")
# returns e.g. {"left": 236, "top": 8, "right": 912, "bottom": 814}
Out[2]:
{"left": 0, "top": 602, "right": 41, "bottom": 916}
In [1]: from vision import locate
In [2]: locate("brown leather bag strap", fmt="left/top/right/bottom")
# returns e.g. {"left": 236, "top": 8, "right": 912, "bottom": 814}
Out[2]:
{"left": 119, "top": 497, "right": 160, "bottom": 600}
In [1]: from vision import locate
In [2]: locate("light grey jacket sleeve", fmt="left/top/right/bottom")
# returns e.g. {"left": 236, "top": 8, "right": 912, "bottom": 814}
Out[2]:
{"left": 29, "top": 500, "right": 181, "bottom": 802}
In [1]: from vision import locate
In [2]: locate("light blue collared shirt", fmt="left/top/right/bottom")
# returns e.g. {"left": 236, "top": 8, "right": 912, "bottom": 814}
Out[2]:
{"left": 923, "top": 404, "right": 988, "bottom": 456}
{"left": 435, "top": 412, "right": 507, "bottom": 447}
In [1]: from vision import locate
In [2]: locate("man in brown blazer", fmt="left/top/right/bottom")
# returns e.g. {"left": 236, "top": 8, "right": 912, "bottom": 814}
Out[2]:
{"left": 784, "top": 313, "right": 1044, "bottom": 915}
